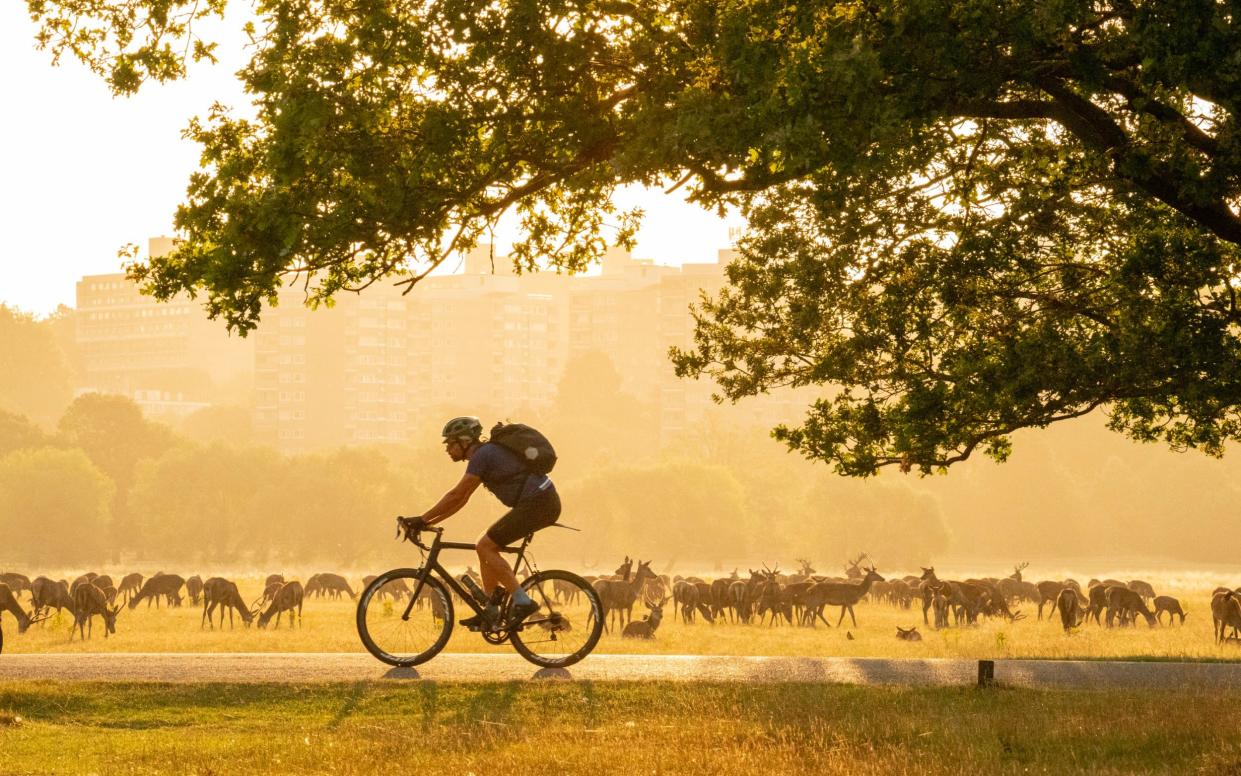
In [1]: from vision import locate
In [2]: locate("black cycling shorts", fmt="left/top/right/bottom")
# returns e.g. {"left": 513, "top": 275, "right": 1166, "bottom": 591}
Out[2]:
{"left": 486, "top": 488, "right": 561, "bottom": 546}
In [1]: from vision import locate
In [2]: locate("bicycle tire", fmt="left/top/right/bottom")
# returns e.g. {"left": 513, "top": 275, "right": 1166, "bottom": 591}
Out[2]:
{"left": 509, "top": 569, "right": 603, "bottom": 668}
{"left": 357, "top": 568, "right": 453, "bottom": 667}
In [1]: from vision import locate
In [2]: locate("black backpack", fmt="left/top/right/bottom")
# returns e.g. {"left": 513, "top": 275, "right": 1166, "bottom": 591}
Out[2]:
{"left": 489, "top": 422, "right": 557, "bottom": 475}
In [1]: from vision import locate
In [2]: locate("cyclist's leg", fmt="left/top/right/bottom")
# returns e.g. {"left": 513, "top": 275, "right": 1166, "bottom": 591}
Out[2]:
{"left": 480, "top": 490, "right": 561, "bottom": 622}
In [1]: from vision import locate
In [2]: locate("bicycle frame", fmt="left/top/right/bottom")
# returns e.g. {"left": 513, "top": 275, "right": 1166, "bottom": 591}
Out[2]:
{"left": 401, "top": 527, "right": 534, "bottom": 622}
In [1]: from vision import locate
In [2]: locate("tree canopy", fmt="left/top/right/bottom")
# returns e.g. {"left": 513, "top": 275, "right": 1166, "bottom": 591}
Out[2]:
{"left": 29, "top": 0, "right": 1241, "bottom": 474}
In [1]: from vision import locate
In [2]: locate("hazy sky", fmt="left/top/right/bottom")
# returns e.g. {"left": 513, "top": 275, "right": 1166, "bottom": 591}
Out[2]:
{"left": 0, "top": 6, "right": 738, "bottom": 317}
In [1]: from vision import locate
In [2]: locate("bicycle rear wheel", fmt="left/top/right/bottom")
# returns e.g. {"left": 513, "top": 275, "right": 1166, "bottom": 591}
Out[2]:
{"left": 509, "top": 569, "right": 603, "bottom": 668}
{"left": 357, "top": 569, "right": 453, "bottom": 667}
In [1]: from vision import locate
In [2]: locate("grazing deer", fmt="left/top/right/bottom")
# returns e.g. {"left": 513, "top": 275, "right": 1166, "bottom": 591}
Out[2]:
{"left": 202, "top": 577, "right": 253, "bottom": 629}
{"left": 0, "top": 573, "right": 31, "bottom": 597}
{"left": 127, "top": 574, "right": 185, "bottom": 610}
{"left": 0, "top": 583, "right": 35, "bottom": 633}
{"left": 1211, "top": 590, "right": 1241, "bottom": 644}
{"left": 69, "top": 573, "right": 98, "bottom": 598}
{"left": 621, "top": 597, "right": 669, "bottom": 639}
{"left": 117, "top": 573, "right": 144, "bottom": 603}
{"left": 1153, "top": 595, "right": 1186, "bottom": 626}
{"left": 31, "top": 576, "right": 74, "bottom": 619}
{"left": 1057, "top": 588, "right": 1085, "bottom": 632}
{"left": 72, "top": 583, "right": 120, "bottom": 640}
{"left": 257, "top": 581, "right": 304, "bottom": 629}
{"left": 186, "top": 575, "right": 204, "bottom": 605}
{"left": 895, "top": 625, "right": 922, "bottom": 641}
{"left": 1106, "top": 587, "right": 1157, "bottom": 627}
{"left": 1127, "top": 579, "right": 1156, "bottom": 602}
{"left": 315, "top": 573, "right": 356, "bottom": 600}
{"left": 1036, "top": 580, "right": 1083, "bottom": 620}
{"left": 804, "top": 566, "right": 885, "bottom": 627}
{"left": 593, "top": 559, "right": 656, "bottom": 633}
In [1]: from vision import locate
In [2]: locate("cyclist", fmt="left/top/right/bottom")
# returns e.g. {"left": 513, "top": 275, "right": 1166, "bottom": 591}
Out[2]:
{"left": 410, "top": 416, "right": 561, "bottom": 630}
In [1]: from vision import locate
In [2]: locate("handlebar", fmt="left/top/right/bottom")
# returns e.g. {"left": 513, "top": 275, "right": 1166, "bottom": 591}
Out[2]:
{"left": 396, "top": 516, "right": 442, "bottom": 551}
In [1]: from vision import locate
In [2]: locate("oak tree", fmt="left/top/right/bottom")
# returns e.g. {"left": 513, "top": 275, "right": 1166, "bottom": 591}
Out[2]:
{"left": 29, "top": 0, "right": 1241, "bottom": 474}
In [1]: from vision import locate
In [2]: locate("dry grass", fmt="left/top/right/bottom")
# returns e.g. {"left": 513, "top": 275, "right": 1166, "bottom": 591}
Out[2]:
{"left": 3, "top": 572, "right": 1235, "bottom": 660}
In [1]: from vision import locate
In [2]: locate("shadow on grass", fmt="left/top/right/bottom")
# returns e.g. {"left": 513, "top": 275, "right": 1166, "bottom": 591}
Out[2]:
{"left": 326, "top": 682, "right": 367, "bottom": 729}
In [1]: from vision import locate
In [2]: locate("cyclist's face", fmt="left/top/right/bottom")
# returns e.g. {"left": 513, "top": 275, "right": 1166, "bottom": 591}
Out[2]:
{"left": 444, "top": 438, "right": 467, "bottom": 462}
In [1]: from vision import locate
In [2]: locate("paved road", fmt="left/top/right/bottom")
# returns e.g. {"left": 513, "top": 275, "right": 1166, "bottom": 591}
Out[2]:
{"left": 1, "top": 653, "right": 1239, "bottom": 688}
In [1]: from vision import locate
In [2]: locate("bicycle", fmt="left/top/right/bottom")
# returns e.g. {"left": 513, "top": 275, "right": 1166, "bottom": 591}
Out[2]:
{"left": 356, "top": 517, "right": 604, "bottom": 668}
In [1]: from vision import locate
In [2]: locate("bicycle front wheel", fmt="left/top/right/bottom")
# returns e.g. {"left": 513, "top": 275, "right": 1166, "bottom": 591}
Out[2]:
{"left": 357, "top": 568, "right": 453, "bottom": 667}
{"left": 509, "top": 569, "right": 603, "bottom": 668}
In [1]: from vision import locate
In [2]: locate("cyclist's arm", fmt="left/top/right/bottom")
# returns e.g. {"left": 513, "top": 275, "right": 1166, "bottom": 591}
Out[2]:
{"left": 420, "top": 473, "right": 482, "bottom": 525}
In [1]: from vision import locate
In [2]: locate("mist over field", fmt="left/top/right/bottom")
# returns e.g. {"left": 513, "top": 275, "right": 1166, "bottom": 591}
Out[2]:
{"left": 3, "top": 295, "right": 1241, "bottom": 578}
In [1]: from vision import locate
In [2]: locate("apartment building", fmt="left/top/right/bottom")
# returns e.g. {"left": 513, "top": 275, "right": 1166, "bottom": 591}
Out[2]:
{"left": 74, "top": 237, "right": 253, "bottom": 421}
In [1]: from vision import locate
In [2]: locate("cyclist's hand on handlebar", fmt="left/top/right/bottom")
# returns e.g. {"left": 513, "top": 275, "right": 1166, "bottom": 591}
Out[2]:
{"left": 396, "top": 515, "right": 425, "bottom": 541}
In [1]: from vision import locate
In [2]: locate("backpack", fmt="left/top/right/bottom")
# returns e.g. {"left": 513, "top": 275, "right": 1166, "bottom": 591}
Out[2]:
{"left": 489, "top": 422, "right": 557, "bottom": 475}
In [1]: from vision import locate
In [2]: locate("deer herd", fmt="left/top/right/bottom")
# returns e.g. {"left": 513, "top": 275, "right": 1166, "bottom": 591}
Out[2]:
{"left": 582, "top": 555, "right": 1237, "bottom": 644}
{"left": 0, "top": 558, "right": 1238, "bottom": 646}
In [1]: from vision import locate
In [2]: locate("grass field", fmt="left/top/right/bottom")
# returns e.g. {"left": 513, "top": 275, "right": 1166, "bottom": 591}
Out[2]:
{"left": 1, "top": 681, "right": 1240, "bottom": 775}
{"left": 4, "top": 572, "right": 1237, "bottom": 660}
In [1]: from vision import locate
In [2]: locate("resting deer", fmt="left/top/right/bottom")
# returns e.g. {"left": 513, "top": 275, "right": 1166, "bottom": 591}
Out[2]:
{"left": 1153, "top": 595, "right": 1186, "bottom": 626}
{"left": 257, "top": 581, "right": 304, "bottom": 629}
{"left": 72, "top": 583, "right": 120, "bottom": 640}
{"left": 622, "top": 597, "right": 669, "bottom": 639}
{"left": 201, "top": 577, "right": 253, "bottom": 629}
{"left": 895, "top": 625, "right": 922, "bottom": 641}
{"left": 128, "top": 574, "right": 185, "bottom": 610}
{"left": 804, "top": 566, "right": 885, "bottom": 627}
{"left": 0, "top": 583, "right": 35, "bottom": 633}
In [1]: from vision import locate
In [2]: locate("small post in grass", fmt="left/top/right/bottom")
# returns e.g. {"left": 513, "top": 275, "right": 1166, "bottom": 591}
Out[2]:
{"left": 977, "top": 659, "right": 995, "bottom": 688}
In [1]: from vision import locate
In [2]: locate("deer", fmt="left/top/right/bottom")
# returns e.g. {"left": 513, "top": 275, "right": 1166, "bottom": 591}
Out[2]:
{"left": 1211, "top": 590, "right": 1241, "bottom": 644}
{"left": 31, "top": 576, "right": 74, "bottom": 620}
{"left": 185, "top": 575, "right": 204, "bottom": 605}
{"left": 803, "top": 566, "right": 885, "bottom": 627}
{"left": 200, "top": 577, "right": 253, "bottom": 629}
{"left": 1106, "top": 586, "right": 1157, "bottom": 627}
{"left": 1057, "top": 587, "right": 1086, "bottom": 632}
{"left": 844, "top": 553, "right": 870, "bottom": 580}
{"left": 314, "top": 573, "right": 356, "bottom": 600}
{"left": 0, "top": 573, "right": 31, "bottom": 597}
{"left": 931, "top": 588, "right": 950, "bottom": 630}
{"left": 117, "top": 573, "right": 144, "bottom": 603}
{"left": 593, "top": 559, "right": 657, "bottom": 633}
{"left": 128, "top": 574, "right": 185, "bottom": 610}
{"left": 1127, "top": 579, "right": 1156, "bottom": 602}
{"left": 621, "top": 597, "right": 670, "bottom": 639}
{"left": 257, "top": 581, "right": 304, "bottom": 629}
{"left": 0, "top": 583, "right": 37, "bottom": 633}
{"left": 72, "top": 582, "right": 120, "bottom": 640}
{"left": 1153, "top": 595, "right": 1186, "bottom": 626}
{"left": 1036, "top": 580, "right": 1085, "bottom": 620}
{"left": 895, "top": 625, "right": 922, "bottom": 641}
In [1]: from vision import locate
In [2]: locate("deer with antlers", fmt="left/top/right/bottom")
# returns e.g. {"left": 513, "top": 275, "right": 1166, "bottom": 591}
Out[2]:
{"left": 257, "top": 580, "right": 304, "bottom": 629}
{"left": 31, "top": 576, "right": 74, "bottom": 620}
{"left": 0, "top": 583, "right": 39, "bottom": 634}
{"left": 72, "top": 582, "right": 120, "bottom": 640}
{"left": 844, "top": 553, "right": 870, "bottom": 580}
{"left": 621, "top": 596, "right": 670, "bottom": 639}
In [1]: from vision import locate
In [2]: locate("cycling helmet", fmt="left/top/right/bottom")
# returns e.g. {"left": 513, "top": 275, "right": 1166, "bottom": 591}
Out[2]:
{"left": 441, "top": 416, "right": 483, "bottom": 441}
